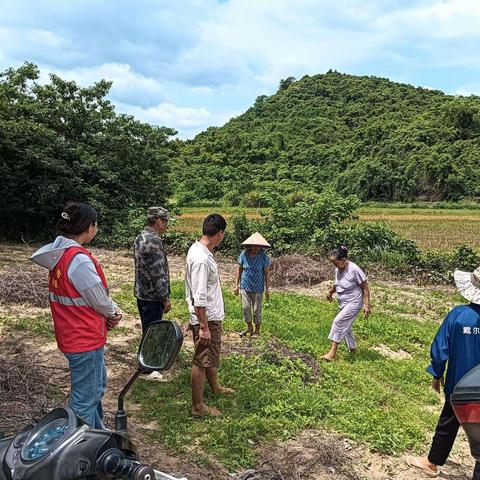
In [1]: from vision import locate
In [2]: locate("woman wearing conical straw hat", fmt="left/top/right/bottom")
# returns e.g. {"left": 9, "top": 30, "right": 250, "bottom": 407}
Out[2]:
{"left": 233, "top": 232, "right": 272, "bottom": 337}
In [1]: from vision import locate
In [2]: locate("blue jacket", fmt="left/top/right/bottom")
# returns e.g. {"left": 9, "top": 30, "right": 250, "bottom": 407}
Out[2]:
{"left": 427, "top": 303, "right": 480, "bottom": 396}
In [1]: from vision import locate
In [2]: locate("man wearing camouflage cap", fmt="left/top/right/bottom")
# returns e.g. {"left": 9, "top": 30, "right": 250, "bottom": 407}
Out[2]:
{"left": 134, "top": 207, "right": 172, "bottom": 355}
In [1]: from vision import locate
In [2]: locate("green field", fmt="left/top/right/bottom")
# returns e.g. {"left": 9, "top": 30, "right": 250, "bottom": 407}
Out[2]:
{"left": 113, "top": 280, "right": 462, "bottom": 469}
{"left": 0, "top": 245, "right": 470, "bottom": 476}
{"left": 173, "top": 206, "right": 480, "bottom": 251}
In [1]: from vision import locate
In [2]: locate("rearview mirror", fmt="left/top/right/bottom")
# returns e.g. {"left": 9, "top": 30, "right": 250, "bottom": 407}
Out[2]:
{"left": 138, "top": 320, "right": 183, "bottom": 371}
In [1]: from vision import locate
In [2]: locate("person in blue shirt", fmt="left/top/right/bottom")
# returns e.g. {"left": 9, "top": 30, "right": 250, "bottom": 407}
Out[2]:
{"left": 407, "top": 266, "right": 480, "bottom": 479}
{"left": 234, "top": 232, "right": 272, "bottom": 337}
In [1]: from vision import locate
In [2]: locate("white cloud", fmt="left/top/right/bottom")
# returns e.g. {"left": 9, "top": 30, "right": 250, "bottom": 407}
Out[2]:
{"left": 118, "top": 101, "right": 211, "bottom": 129}
{"left": 377, "top": 0, "right": 480, "bottom": 40}
{"left": 42, "top": 63, "right": 166, "bottom": 105}
{"left": 0, "top": 26, "right": 66, "bottom": 49}
{"left": 455, "top": 83, "right": 480, "bottom": 96}
{"left": 174, "top": 0, "right": 384, "bottom": 88}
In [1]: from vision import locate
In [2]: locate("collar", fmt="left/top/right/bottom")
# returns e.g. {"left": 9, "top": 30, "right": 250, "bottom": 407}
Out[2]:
{"left": 145, "top": 227, "right": 163, "bottom": 240}
{"left": 196, "top": 240, "right": 214, "bottom": 257}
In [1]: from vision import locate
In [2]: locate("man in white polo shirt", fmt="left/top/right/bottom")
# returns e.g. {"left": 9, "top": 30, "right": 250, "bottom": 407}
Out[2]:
{"left": 185, "top": 214, "right": 234, "bottom": 417}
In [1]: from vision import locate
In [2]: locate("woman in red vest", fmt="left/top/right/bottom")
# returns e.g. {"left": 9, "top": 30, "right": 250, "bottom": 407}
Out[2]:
{"left": 31, "top": 202, "right": 122, "bottom": 429}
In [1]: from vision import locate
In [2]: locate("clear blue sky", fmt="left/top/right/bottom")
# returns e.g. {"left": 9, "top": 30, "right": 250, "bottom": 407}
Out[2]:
{"left": 1, "top": 0, "right": 479, "bottom": 138}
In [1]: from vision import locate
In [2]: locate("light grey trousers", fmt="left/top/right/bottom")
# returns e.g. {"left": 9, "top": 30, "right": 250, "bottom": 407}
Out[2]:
{"left": 328, "top": 302, "right": 363, "bottom": 350}
{"left": 240, "top": 289, "right": 263, "bottom": 324}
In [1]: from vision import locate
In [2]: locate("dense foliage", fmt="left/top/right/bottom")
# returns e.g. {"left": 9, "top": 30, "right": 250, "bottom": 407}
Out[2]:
{"left": 0, "top": 63, "right": 176, "bottom": 241}
{"left": 198, "top": 190, "right": 479, "bottom": 283}
{"left": 175, "top": 71, "right": 480, "bottom": 204}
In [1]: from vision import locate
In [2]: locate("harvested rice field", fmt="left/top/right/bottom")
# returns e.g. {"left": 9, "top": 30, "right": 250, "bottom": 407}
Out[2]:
{"left": 173, "top": 206, "right": 480, "bottom": 251}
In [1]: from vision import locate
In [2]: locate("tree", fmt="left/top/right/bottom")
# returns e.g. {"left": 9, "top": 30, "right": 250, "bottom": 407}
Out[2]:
{"left": 278, "top": 76, "right": 296, "bottom": 92}
{"left": 0, "top": 63, "right": 176, "bottom": 241}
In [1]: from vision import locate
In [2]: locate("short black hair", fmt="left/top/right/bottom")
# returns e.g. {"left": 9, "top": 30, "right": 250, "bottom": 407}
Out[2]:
{"left": 202, "top": 214, "right": 227, "bottom": 236}
{"left": 329, "top": 245, "right": 348, "bottom": 260}
{"left": 56, "top": 202, "right": 98, "bottom": 237}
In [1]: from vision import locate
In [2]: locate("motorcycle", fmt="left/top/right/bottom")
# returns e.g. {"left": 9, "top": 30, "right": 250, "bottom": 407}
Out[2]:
{"left": 452, "top": 364, "right": 480, "bottom": 461}
{"left": 0, "top": 320, "right": 186, "bottom": 480}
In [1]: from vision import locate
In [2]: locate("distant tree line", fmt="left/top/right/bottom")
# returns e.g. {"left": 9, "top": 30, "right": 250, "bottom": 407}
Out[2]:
{"left": 2, "top": 64, "right": 480, "bottom": 244}
{"left": 0, "top": 63, "right": 176, "bottom": 241}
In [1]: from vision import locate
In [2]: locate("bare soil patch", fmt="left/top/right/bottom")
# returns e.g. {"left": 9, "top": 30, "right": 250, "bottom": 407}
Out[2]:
{"left": 371, "top": 345, "right": 412, "bottom": 361}
{"left": 0, "top": 335, "right": 68, "bottom": 434}
{"left": 241, "top": 430, "right": 361, "bottom": 480}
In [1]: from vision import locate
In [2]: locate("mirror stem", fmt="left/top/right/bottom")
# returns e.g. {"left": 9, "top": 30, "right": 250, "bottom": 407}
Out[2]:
{"left": 118, "top": 370, "right": 141, "bottom": 411}
{"left": 115, "top": 369, "right": 142, "bottom": 433}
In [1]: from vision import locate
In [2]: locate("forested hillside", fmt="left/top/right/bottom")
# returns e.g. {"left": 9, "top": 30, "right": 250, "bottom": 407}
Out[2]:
{"left": 175, "top": 72, "right": 480, "bottom": 205}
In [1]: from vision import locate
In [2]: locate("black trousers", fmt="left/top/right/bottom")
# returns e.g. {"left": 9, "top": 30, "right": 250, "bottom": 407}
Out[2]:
{"left": 136, "top": 299, "right": 164, "bottom": 334}
{"left": 428, "top": 399, "right": 480, "bottom": 479}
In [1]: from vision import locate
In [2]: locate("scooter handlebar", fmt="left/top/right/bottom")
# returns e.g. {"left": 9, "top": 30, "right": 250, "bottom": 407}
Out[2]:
{"left": 99, "top": 449, "right": 155, "bottom": 480}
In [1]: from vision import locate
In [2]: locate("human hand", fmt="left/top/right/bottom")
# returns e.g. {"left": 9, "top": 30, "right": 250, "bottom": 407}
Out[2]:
{"left": 233, "top": 286, "right": 239, "bottom": 296}
{"left": 432, "top": 377, "right": 444, "bottom": 394}
{"left": 199, "top": 326, "right": 211, "bottom": 345}
{"left": 265, "top": 290, "right": 270, "bottom": 302}
{"left": 163, "top": 299, "right": 172, "bottom": 314}
{"left": 107, "top": 312, "right": 122, "bottom": 330}
{"left": 364, "top": 305, "right": 371, "bottom": 318}
{"left": 326, "top": 291, "right": 334, "bottom": 302}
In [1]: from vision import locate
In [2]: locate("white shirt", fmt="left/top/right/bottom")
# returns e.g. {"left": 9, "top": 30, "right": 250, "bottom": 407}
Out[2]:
{"left": 334, "top": 261, "right": 367, "bottom": 308}
{"left": 185, "top": 241, "right": 224, "bottom": 325}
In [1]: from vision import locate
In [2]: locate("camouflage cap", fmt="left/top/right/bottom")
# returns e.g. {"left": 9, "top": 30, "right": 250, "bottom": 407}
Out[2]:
{"left": 147, "top": 206, "right": 170, "bottom": 221}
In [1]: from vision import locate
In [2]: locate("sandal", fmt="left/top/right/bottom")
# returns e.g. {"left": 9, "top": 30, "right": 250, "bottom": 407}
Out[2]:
{"left": 240, "top": 330, "right": 254, "bottom": 338}
{"left": 191, "top": 405, "right": 221, "bottom": 417}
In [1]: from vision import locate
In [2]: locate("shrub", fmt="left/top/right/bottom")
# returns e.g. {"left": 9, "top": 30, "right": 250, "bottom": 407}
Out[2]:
{"left": 96, "top": 208, "right": 146, "bottom": 248}
{"left": 164, "top": 231, "right": 198, "bottom": 255}
{"left": 241, "top": 190, "right": 270, "bottom": 208}
{"left": 251, "top": 190, "right": 360, "bottom": 254}
{"left": 317, "top": 222, "right": 419, "bottom": 262}
{"left": 416, "top": 245, "right": 480, "bottom": 283}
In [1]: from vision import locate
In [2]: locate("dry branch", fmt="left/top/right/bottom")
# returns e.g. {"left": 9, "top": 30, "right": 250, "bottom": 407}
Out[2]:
{"left": 270, "top": 255, "right": 332, "bottom": 287}
{"left": 0, "top": 263, "right": 48, "bottom": 307}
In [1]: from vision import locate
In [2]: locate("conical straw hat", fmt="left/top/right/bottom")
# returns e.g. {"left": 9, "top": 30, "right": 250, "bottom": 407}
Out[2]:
{"left": 454, "top": 267, "right": 480, "bottom": 304}
{"left": 242, "top": 232, "right": 271, "bottom": 247}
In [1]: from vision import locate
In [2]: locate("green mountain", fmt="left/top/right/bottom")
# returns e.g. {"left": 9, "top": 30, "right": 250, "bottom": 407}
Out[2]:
{"left": 174, "top": 71, "right": 480, "bottom": 205}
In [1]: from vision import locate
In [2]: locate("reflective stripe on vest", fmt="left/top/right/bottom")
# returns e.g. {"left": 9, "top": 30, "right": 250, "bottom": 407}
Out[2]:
{"left": 49, "top": 291, "right": 89, "bottom": 307}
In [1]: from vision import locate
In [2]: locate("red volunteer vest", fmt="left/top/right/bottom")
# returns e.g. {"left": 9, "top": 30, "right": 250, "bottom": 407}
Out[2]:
{"left": 48, "top": 246, "right": 108, "bottom": 354}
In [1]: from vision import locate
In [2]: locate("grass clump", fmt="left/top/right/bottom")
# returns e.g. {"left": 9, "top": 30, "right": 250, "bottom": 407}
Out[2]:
{"left": 0, "top": 312, "right": 54, "bottom": 338}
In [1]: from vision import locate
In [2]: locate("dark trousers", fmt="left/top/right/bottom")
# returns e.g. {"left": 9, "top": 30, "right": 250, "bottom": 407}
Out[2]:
{"left": 428, "top": 399, "right": 480, "bottom": 479}
{"left": 136, "top": 299, "right": 164, "bottom": 334}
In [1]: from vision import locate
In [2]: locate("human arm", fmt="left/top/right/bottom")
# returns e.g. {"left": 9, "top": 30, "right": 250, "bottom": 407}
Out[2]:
{"left": 327, "top": 285, "right": 336, "bottom": 302}
{"left": 68, "top": 255, "right": 121, "bottom": 322}
{"left": 360, "top": 281, "right": 371, "bottom": 317}
{"left": 264, "top": 267, "right": 270, "bottom": 301}
{"left": 163, "top": 298, "right": 172, "bottom": 314}
{"left": 194, "top": 306, "right": 211, "bottom": 345}
{"left": 234, "top": 264, "right": 243, "bottom": 295}
{"left": 190, "top": 262, "right": 211, "bottom": 345}
{"left": 426, "top": 314, "right": 452, "bottom": 392}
